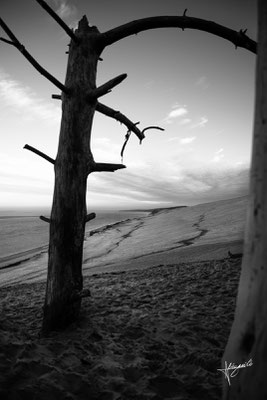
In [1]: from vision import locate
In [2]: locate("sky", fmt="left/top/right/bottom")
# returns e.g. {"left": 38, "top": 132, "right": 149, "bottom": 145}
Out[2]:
{"left": 0, "top": 0, "right": 257, "bottom": 210}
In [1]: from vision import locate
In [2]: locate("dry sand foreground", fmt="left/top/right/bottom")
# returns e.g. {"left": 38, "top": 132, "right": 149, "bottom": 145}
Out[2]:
{"left": 0, "top": 197, "right": 246, "bottom": 399}
{"left": 0, "top": 259, "right": 241, "bottom": 400}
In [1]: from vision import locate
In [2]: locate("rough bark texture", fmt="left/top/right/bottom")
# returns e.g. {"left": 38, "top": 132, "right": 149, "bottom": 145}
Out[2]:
{"left": 42, "top": 17, "right": 101, "bottom": 333}
{"left": 222, "top": 1, "right": 267, "bottom": 398}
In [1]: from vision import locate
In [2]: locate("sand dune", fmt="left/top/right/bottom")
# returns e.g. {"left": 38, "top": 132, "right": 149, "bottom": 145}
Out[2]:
{"left": 0, "top": 196, "right": 247, "bottom": 398}
{"left": 0, "top": 196, "right": 246, "bottom": 287}
{"left": 83, "top": 196, "right": 246, "bottom": 273}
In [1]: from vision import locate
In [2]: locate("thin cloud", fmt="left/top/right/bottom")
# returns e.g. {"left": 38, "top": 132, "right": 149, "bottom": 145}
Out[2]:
{"left": 87, "top": 161, "right": 249, "bottom": 207}
{"left": 212, "top": 148, "right": 224, "bottom": 163}
{"left": 179, "top": 118, "right": 191, "bottom": 125}
{"left": 191, "top": 116, "right": 208, "bottom": 129}
{"left": 169, "top": 107, "right": 188, "bottom": 118}
{"left": 0, "top": 69, "right": 60, "bottom": 124}
{"left": 195, "top": 76, "right": 210, "bottom": 90}
{"left": 164, "top": 105, "right": 208, "bottom": 130}
{"left": 164, "top": 105, "right": 188, "bottom": 124}
{"left": 50, "top": 0, "right": 78, "bottom": 31}
{"left": 52, "top": 0, "right": 77, "bottom": 20}
{"left": 180, "top": 137, "right": 196, "bottom": 145}
{"left": 1, "top": 155, "right": 249, "bottom": 208}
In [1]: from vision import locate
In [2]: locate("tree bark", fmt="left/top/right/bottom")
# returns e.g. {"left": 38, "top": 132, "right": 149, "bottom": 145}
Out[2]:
{"left": 42, "top": 17, "right": 101, "bottom": 334}
{"left": 222, "top": 1, "right": 267, "bottom": 398}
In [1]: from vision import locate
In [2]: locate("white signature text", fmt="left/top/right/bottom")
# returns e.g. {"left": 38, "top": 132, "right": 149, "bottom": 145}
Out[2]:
{"left": 218, "top": 359, "right": 253, "bottom": 386}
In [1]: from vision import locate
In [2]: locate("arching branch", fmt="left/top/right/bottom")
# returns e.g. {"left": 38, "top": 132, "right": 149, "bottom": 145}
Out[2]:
{"left": 142, "top": 126, "right": 165, "bottom": 134}
{"left": 35, "top": 0, "right": 79, "bottom": 43}
{"left": 0, "top": 17, "right": 69, "bottom": 94}
{"left": 99, "top": 16, "right": 257, "bottom": 54}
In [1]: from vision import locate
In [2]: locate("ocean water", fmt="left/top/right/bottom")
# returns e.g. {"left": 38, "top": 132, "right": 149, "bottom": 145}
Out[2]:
{"left": 0, "top": 209, "right": 147, "bottom": 268}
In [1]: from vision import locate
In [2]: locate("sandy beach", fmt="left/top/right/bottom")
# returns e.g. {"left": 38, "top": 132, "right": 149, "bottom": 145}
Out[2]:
{"left": 0, "top": 197, "right": 246, "bottom": 399}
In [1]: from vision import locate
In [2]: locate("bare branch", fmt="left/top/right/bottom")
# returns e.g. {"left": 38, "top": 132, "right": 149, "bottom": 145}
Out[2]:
{"left": 24, "top": 144, "right": 55, "bottom": 165}
{"left": 40, "top": 216, "right": 51, "bottom": 223}
{"left": 0, "top": 37, "right": 16, "bottom": 46}
{"left": 142, "top": 126, "right": 165, "bottom": 134}
{"left": 0, "top": 18, "right": 19, "bottom": 43}
{"left": 120, "top": 129, "right": 132, "bottom": 161}
{"left": 92, "top": 162, "right": 126, "bottom": 172}
{"left": 35, "top": 0, "right": 79, "bottom": 43}
{"left": 99, "top": 16, "right": 257, "bottom": 54}
{"left": 121, "top": 125, "right": 164, "bottom": 161}
{"left": 85, "top": 212, "right": 96, "bottom": 223}
{"left": 72, "top": 288, "right": 91, "bottom": 302}
{"left": 0, "top": 17, "right": 69, "bottom": 93}
{"left": 52, "top": 94, "right": 62, "bottom": 100}
{"left": 96, "top": 102, "right": 145, "bottom": 142}
{"left": 87, "top": 73, "right": 127, "bottom": 99}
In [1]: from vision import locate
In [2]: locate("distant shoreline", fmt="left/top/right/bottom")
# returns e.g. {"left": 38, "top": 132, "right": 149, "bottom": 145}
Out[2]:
{"left": 123, "top": 205, "right": 187, "bottom": 214}
{"left": 0, "top": 215, "right": 41, "bottom": 219}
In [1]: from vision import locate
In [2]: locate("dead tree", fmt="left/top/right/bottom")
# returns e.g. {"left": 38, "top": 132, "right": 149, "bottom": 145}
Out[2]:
{"left": 0, "top": 0, "right": 256, "bottom": 334}
{"left": 222, "top": 1, "right": 267, "bottom": 398}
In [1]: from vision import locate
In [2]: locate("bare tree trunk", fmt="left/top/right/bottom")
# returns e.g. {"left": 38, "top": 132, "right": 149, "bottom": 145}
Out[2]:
{"left": 222, "top": 1, "right": 267, "bottom": 398}
{"left": 42, "top": 18, "right": 100, "bottom": 333}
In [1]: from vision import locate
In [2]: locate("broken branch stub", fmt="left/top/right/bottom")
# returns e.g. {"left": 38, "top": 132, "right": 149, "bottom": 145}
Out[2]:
{"left": 92, "top": 162, "right": 126, "bottom": 173}
{"left": 85, "top": 213, "right": 96, "bottom": 223}
{"left": 24, "top": 144, "right": 55, "bottom": 165}
{"left": 52, "top": 94, "right": 62, "bottom": 100}
{"left": 87, "top": 73, "right": 127, "bottom": 100}
{"left": 40, "top": 216, "right": 51, "bottom": 223}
